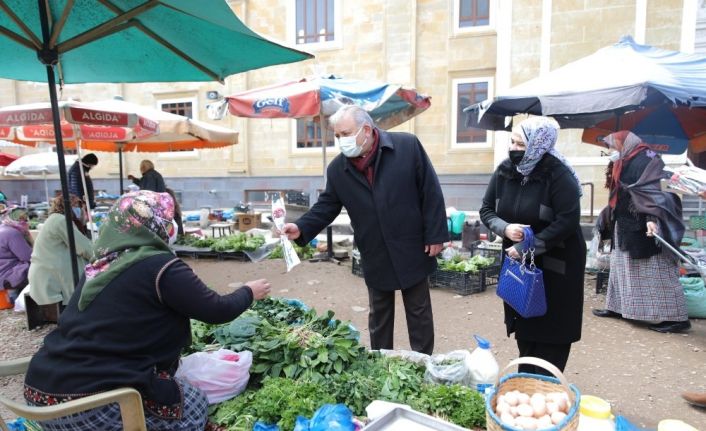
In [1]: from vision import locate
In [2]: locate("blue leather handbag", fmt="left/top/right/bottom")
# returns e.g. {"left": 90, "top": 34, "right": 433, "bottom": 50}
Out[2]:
{"left": 496, "top": 227, "right": 547, "bottom": 318}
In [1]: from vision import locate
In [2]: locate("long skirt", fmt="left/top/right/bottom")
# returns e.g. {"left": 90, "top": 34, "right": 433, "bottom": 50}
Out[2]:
{"left": 31, "top": 380, "right": 208, "bottom": 431}
{"left": 606, "top": 229, "right": 688, "bottom": 322}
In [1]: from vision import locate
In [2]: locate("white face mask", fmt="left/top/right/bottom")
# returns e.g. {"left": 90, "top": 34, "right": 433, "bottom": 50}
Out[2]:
{"left": 609, "top": 151, "right": 620, "bottom": 162}
{"left": 336, "top": 126, "right": 364, "bottom": 158}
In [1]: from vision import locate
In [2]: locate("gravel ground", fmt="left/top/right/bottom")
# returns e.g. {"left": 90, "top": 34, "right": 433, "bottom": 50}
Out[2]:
{"left": 1, "top": 258, "right": 705, "bottom": 429}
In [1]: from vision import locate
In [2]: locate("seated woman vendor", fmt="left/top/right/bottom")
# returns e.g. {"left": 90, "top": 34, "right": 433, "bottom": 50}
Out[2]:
{"left": 24, "top": 190, "right": 272, "bottom": 431}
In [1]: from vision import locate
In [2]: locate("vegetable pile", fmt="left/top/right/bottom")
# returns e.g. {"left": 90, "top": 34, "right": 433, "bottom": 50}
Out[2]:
{"left": 269, "top": 243, "right": 316, "bottom": 260}
{"left": 437, "top": 254, "right": 495, "bottom": 273}
{"left": 176, "top": 232, "right": 265, "bottom": 252}
{"left": 189, "top": 298, "right": 487, "bottom": 430}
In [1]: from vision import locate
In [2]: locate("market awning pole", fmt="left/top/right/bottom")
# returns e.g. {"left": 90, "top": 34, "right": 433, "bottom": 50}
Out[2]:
{"left": 39, "top": 0, "right": 79, "bottom": 286}
{"left": 118, "top": 145, "right": 124, "bottom": 195}
{"left": 319, "top": 115, "right": 334, "bottom": 260}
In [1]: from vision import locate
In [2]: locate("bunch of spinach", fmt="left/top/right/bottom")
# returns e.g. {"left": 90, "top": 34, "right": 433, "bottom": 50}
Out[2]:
{"left": 212, "top": 377, "right": 334, "bottom": 431}
{"left": 409, "top": 383, "right": 486, "bottom": 429}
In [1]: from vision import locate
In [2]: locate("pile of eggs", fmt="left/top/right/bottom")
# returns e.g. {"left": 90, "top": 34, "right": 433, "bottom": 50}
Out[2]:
{"left": 493, "top": 390, "right": 572, "bottom": 430}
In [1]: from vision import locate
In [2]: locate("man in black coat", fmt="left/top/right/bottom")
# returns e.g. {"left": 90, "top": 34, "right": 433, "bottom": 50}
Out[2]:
{"left": 281, "top": 105, "right": 448, "bottom": 354}
{"left": 68, "top": 153, "right": 98, "bottom": 209}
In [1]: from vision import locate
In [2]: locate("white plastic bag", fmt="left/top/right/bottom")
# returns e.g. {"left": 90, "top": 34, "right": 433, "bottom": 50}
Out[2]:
{"left": 13, "top": 285, "right": 30, "bottom": 313}
{"left": 272, "top": 196, "right": 301, "bottom": 272}
{"left": 424, "top": 350, "right": 473, "bottom": 386}
{"left": 175, "top": 349, "right": 252, "bottom": 404}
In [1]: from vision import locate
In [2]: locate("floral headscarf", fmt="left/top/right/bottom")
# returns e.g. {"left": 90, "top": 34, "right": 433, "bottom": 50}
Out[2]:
{"left": 78, "top": 190, "right": 174, "bottom": 311}
{"left": 1, "top": 206, "right": 31, "bottom": 244}
{"left": 604, "top": 130, "right": 651, "bottom": 209}
{"left": 513, "top": 116, "right": 582, "bottom": 193}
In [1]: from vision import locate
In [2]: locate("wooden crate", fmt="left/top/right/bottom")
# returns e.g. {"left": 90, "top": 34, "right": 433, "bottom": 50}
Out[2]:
{"left": 237, "top": 213, "right": 261, "bottom": 232}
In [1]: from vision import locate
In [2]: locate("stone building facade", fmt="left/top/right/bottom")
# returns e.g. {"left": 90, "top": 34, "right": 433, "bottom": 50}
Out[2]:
{"left": 0, "top": 0, "right": 701, "bottom": 213}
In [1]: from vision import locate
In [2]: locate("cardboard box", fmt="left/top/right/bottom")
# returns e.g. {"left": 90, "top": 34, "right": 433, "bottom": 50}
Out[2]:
{"left": 237, "top": 212, "right": 261, "bottom": 232}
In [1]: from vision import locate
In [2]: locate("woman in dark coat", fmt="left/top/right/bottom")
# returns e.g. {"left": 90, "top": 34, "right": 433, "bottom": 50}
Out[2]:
{"left": 592, "top": 131, "right": 688, "bottom": 333}
{"left": 480, "top": 116, "right": 585, "bottom": 375}
{"left": 24, "top": 190, "right": 272, "bottom": 430}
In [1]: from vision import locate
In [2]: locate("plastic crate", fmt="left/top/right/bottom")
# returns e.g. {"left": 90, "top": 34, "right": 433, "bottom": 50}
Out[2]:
{"left": 469, "top": 240, "right": 502, "bottom": 263}
{"left": 429, "top": 264, "right": 500, "bottom": 296}
{"left": 690, "top": 215, "right": 706, "bottom": 230}
{"left": 352, "top": 256, "right": 364, "bottom": 277}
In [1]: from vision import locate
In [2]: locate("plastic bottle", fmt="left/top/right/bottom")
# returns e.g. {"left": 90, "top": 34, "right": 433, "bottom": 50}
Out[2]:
{"left": 577, "top": 395, "right": 615, "bottom": 431}
{"left": 467, "top": 335, "right": 499, "bottom": 394}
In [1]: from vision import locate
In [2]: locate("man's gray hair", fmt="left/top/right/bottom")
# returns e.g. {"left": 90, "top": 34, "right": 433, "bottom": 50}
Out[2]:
{"left": 329, "top": 105, "right": 375, "bottom": 128}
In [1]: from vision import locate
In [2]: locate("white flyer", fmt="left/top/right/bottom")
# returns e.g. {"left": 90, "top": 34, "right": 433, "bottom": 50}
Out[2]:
{"left": 272, "top": 196, "right": 301, "bottom": 272}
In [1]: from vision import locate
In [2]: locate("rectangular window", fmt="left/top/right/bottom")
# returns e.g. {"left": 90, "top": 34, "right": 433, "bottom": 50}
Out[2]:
{"left": 296, "top": 0, "right": 334, "bottom": 44}
{"left": 451, "top": 77, "right": 493, "bottom": 147}
{"left": 457, "top": 82, "right": 488, "bottom": 143}
{"left": 296, "top": 119, "right": 335, "bottom": 149}
{"left": 160, "top": 101, "right": 193, "bottom": 119}
{"left": 453, "top": 0, "right": 494, "bottom": 35}
{"left": 157, "top": 97, "right": 199, "bottom": 158}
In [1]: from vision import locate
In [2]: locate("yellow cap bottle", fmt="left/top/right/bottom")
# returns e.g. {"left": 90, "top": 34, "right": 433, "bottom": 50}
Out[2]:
{"left": 577, "top": 395, "right": 614, "bottom": 431}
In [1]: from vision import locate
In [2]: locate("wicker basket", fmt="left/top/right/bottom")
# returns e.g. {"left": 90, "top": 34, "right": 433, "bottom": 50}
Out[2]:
{"left": 486, "top": 357, "right": 580, "bottom": 431}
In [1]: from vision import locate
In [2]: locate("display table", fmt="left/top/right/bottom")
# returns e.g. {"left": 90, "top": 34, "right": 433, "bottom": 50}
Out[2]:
{"left": 211, "top": 222, "right": 235, "bottom": 237}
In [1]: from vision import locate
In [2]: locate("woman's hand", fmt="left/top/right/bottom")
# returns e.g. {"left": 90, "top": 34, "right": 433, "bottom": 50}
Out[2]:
{"left": 646, "top": 221, "right": 659, "bottom": 237}
{"left": 505, "top": 246, "right": 520, "bottom": 260}
{"left": 504, "top": 223, "right": 529, "bottom": 242}
{"left": 246, "top": 278, "right": 272, "bottom": 300}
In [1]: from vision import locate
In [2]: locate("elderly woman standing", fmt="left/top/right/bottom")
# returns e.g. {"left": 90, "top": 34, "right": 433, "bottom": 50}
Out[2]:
{"left": 28, "top": 194, "right": 92, "bottom": 306}
{"left": 592, "top": 131, "right": 689, "bottom": 333}
{"left": 0, "top": 207, "right": 32, "bottom": 303}
{"left": 24, "top": 190, "right": 271, "bottom": 430}
{"left": 480, "top": 117, "right": 585, "bottom": 375}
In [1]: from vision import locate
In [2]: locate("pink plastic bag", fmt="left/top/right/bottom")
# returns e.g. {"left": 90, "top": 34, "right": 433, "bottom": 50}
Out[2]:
{"left": 175, "top": 349, "right": 252, "bottom": 404}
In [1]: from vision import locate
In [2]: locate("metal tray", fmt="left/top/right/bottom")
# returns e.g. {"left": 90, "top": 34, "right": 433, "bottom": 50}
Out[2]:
{"left": 362, "top": 407, "right": 468, "bottom": 431}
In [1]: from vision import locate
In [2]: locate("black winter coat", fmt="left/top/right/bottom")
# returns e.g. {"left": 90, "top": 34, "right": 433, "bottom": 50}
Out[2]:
{"left": 25, "top": 254, "right": 253, "bottom": 417}
{"left": 68, "top": 161, "right": 95, "bottom": 208}
{"left": 480, "top": 154, "right": 585, "bottom": 344}
{"left": 132, "top": 168, "right": 166, "bottom": 193}
{"left": 295, "top": 129, "right": 448, "bottom": 291}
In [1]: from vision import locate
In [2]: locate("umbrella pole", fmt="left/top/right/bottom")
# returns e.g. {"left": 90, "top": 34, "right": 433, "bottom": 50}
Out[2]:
{"left": 118, "top": 146, "right": 124, "bottom": 195}
{"left": 43, "top": 173, "right": 49, "bottom": 206}
{"left": 39, "top": 0, "right": 79, "bottom": 287}
{"left": 319, "top": 116, "right": 335, "bottom": 261}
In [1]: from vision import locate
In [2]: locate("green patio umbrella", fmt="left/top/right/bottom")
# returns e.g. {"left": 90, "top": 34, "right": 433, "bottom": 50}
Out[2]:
{"left": 0, "top": 0, "right": 313, "bottom": 284}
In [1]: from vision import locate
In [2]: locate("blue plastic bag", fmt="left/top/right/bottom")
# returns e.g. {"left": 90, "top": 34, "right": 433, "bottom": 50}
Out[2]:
{"left": 615, "top": 415, "right": 654, "bottom": 431}
{"left": 292, "top": 404, "right": 355, "bottom": 431}
{"left": 253, "top": 422, "right": 280, "bottom": 431}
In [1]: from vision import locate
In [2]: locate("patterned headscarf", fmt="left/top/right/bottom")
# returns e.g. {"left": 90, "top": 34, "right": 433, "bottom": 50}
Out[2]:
{"left": 513, "top": 117, "right": 582, "bottom": 193}
{"left": 604, "top": 130, "right": 644, "bottom": 158}
{"left": 78, "top": 190, "right": 174, "bottom": 311}
{"left": 604, "top": 130, "right": 651, "bottom": 209}
{"left": 1, "top": 206, "right": 31, "bottom": 244}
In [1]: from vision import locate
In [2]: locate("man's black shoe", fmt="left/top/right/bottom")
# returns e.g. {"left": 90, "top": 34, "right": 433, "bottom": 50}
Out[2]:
{"left": 592, "top": 309, "right": 622, "bottom": 319}
{"left": 648, "top": 320, "right": 691, "bottom": 333}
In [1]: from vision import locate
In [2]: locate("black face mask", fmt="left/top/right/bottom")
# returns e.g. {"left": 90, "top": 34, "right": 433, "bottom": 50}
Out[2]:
{"left": 509, "top": 150, "right": 525, "bottom": 165}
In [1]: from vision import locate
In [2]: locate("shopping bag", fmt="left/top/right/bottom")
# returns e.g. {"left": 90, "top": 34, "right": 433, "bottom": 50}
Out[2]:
{"left": 496, "top": 227, "right": 547, "bottom": 318}
{"left": 175, "top": 349, "right": 252, "bottom": 404}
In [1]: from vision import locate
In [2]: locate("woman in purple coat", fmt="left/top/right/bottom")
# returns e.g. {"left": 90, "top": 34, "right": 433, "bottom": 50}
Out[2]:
{"left": 0, "top": 206, "right": 32, "bottom": 303}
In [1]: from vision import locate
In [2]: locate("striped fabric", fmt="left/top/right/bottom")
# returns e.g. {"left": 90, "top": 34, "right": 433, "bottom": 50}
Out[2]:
{"left": 606, "top": 229, "right": 688, "bottom": 322}
{"left": 30, "top": 379, "right": 208, "bottom": 431}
